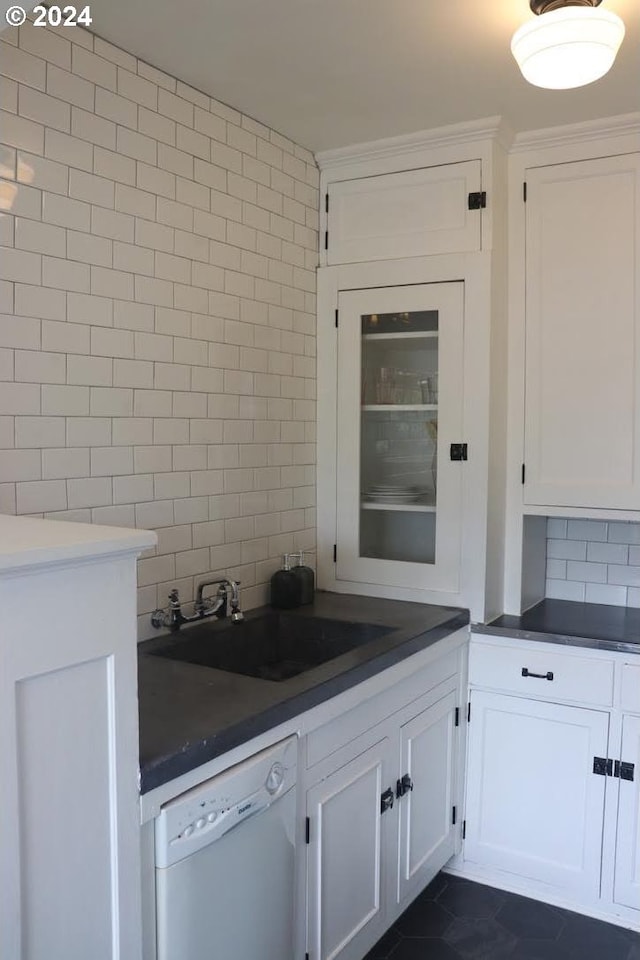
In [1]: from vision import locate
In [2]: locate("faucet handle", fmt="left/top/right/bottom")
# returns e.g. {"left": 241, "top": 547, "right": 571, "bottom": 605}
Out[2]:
{"left": 168, "top": 588, "right": 180, "bottom": 606}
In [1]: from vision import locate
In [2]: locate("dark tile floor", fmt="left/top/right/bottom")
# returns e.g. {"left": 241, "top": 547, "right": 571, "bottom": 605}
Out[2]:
{"left": 364, "top": 873, "right": 640, "bottom": 960}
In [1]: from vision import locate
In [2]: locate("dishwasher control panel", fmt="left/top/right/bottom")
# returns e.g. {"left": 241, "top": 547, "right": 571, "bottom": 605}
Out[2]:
{"left": 155, "top": 735, "right": 297, "bottom": 868}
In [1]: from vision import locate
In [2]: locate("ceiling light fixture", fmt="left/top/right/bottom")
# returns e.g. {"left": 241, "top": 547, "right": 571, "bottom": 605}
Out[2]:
{"left": 511, "top": 0, "right": 625, "bottom": 90}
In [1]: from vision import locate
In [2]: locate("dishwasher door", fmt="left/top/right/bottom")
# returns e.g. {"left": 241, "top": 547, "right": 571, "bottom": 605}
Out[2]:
{"left": 155, "top": 736, "right": 297, "bottom": 960}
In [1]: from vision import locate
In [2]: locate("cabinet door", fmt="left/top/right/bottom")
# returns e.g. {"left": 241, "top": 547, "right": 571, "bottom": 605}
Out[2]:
{"left": 327, "top": 161, "right": 482, "bottom": 264}
{"left": 336, "top": 282, "right": 464, "bottom": 592}
{"left": 306, "top": 738, "right": 395, "bottom": 960}
{"left": 464, "top": 691, "right": 609, "bottom": 898}
{"left": 523, "top": 154, "right": 640, "bottom": 509}
{"left": 613, "top": 715, "right": 640, "bottom": 911}
{"left": 397, "top": 690, "right": 457, "bottom": 906}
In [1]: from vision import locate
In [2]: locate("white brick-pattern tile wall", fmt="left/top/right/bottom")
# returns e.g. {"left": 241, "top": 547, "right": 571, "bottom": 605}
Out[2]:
{"left": 0, "top": 21, "right": 319, "bottom": 637}
{"left": 545, "top": 518, "right": 640, "bottom": 607}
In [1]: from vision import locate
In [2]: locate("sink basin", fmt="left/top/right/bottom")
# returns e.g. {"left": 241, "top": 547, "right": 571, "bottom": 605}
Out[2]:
{"left": 148, "top": 612, "right": 393, "bottom": 681}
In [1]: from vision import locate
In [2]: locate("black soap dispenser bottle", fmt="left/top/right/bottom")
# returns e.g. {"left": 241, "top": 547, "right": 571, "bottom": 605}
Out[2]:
{"left": 270, "top": 554, "right": 302, "bottom": 609}
{"left": 292, "top": 551, "right": 315, "bottom": 604}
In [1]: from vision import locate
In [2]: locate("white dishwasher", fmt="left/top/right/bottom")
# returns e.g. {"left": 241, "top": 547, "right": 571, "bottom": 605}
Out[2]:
{"left": 155, "top": 735, "right": 297, "bottom": 960}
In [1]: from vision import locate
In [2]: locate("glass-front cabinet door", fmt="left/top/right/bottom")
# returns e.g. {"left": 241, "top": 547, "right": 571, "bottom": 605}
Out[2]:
{"left": 336, "top": 282, "right": 464, "bottom": 592}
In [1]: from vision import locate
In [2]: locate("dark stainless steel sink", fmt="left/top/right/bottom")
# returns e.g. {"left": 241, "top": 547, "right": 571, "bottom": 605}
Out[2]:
{"left": 149, "top": 613, "right": 392, "bottom": 681}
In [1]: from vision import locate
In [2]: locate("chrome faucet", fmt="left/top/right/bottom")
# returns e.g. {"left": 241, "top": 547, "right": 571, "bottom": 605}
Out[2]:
{"left": 151, "top": 579, "right": 243, "bottom": 632}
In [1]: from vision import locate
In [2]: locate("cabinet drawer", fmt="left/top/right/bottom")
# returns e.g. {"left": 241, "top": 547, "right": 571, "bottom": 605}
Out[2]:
{"left": 306, "top": 649, "right": 458, "bottom": 769}
{"left": 469, "top": 641, "right": 614, "bottom": 706}
{"left": 620, "top": 663, "right": 640, "bottom": 713}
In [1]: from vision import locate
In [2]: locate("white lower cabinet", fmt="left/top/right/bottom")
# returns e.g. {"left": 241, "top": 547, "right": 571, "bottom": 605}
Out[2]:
{"left": 306, "top": 735, "right": 394, "bottom": 960}
{"left": 463, "top": 635, "right": 640, "bottom": 930}
{"left": 464, "top": 691, "right": 608, "bottom": 898}
{"left": 304, "top": 669, "right": 462, "bottom": 960}
{"left": 613, "top": 714, "right": 640, "bottom": 911}
{"left": 397, "top": 690, "right": 458, "bottom": 905}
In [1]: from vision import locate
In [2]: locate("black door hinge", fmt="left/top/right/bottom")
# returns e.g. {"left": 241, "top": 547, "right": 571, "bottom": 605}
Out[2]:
{"left": 455, "top": 707, "right": 460, "bottom": 727}
{"left": 333, "top": 544, "right": 337, "bottom": 563}
{"left": 614, "top": 760, "right": 635, "bottom": 781}
{"left": 396, "top": 774, "right": 413, "bottom": 799}
{"left": 467, "top": 702, "right": 471, "bottom": 723}
{"left": 380, "top": 787, "right": 395, "bottom": 814}
{"left": 325, "top": 192, "right": 329, "bottom": 213}
{"left": 468, "top": 191, "right": 487, "bottom": 210}
{"left": 450, "top": 443, "right": 468, "bottom": 462}
{"left": 523, "top": 182, "right": 527, "bottom": 202}
{"left": 324, "top": 230, "right": 328, "bottom": 250}
{"left": 522, "top": 463, "right": 526, "bottom": 485}
{"left": 335, "top": 308, "right": 339, "bottom": 328}
{"left": 305, "top": 817, "right": 310, "bottom": 844}
{"left": 462, "top": 820, "right": 466, "bottom": 839}
{"left": 452, "top": 806, "right": 457, "bottom": 826}
{"left": 593, "top": 757, "right": 613, "bottom": 777}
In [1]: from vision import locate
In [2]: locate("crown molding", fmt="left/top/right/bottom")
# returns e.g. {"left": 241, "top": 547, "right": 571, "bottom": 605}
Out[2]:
{"left": 315, "top": 116, "right": 513, "bottom": 172}
{"left": 511, "top": 112, "right": 640, "bottom": 153}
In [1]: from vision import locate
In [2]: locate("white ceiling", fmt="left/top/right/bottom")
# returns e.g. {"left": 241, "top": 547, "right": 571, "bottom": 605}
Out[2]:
{"left": 88, "top": 0, "right": 639, "bottom": 152}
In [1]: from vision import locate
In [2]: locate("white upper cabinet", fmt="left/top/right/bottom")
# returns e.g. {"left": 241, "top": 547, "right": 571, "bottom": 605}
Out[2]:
{"left": 523, "top": 153, "right": 640, "bottom": 510}
{"left": 335, "top": 281, "right": 465, "bottom": 593}
{"left": 327, "top": 160, "right": 483, "bottom": 264}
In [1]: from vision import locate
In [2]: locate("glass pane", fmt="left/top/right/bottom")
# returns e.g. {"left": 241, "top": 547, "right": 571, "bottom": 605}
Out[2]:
{"left": 359, "top": 309, "right": 438, "bottom": 565}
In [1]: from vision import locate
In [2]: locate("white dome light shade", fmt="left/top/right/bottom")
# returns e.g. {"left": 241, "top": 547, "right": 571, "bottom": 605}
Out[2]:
{"left": 511, "top": 6, "right": 625, "bottom": 89}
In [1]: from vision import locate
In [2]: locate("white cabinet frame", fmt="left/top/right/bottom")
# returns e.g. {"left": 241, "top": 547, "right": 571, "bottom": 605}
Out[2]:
{"left": 317, "top": 254, "right": 493, "bottom": 620}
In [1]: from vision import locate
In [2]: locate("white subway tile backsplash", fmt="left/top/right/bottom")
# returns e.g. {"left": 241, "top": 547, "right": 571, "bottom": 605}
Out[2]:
{"left": 67, "top": 475, "right": 112, "bottom": 508}
{"left": 117, "top": 127, "right": 157, "bottom": 165}
{"left": 566, "top": 560, "right": 607, "bottom": 584}
{"left": 19, "top": 86, "right": 71, "bottom": 134}
{"left": 15, "top": 415, "right": 65, "bottom": 448}
{"left": 42, "top": 446, "right": 89, "bottom": 479}
{"left": 113, "top": 472, "right": 154, "bottom": 504}
{"left": 16, "top": 478, "right": 67, "bottom": 513}
{"left": 46, "top": 65, "right": 94, "bottom": 111}
{"left": 0, "top": 448, "right": 41, "bottom": 482}
{"left": 42, "top": 383, "right": 89, "bottom": 415}
{"left": 608, "top": 564, "right": 640, "bottom": 588}
{"left": 45, "top": 127, "right": 94, "bottom": 169}
{"left": 93, "top": 38, "right": 136, "bottom": 73}
{"left": 586, "top": 541, "right": 629, "bottom": 564}
{"left": 67, "top": 230, "right": 112, "bottom": 267}
{"left": 15, "top": 217, "right": 65, "bottom": 256}
{"left": 0, "top": 108, "right": 44, "bottom": 154}
{"left": 1, "top": 23, "right": 317, "bottom": 628}
{"left": 89, "top": 386, "right": 133, "bottom": 416}
{"left": 585, "top": 583, "right": 628, "bottom": 606}
{"left": 547, "top": 538, "right": 587, "bottom": 561}
{"left": 545, "top": 516, "right": 640, "bottom": 608}
{"left": 43, "top": 191, "right": 90, "bottom": 231}
{"left": 69, "top": 168, "right": 115, "bottom": 208}
{"left": 42, "top": 320, "right": 90, "bottom": 354}
{"left": 627, "top": 588, "right": 640, "bottom": 608}
{"left": 608, "top": 522, "right": 640, "bottom": 545}
{"left": 66, "top": 416, "right": 111, "bottom": 446}
{"left": 71, "top": 46, "right": 117, "bottom": 91}
{"left": 67, "top": 353, "right": 112, "bottom": 386}
{"left": 18, "top": 153, "right": 66, "bottom": 199}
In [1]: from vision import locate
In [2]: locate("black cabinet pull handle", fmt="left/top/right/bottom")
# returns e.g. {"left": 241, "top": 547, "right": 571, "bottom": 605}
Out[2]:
{"left": 522, "top": 668, "right": 554, "bottom": 681}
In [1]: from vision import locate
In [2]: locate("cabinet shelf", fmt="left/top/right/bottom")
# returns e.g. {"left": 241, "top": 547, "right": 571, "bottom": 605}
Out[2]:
{"left": 361, "top": 501, "right": 436, "bottom": 513}
{"left": 362, "top": 332, "right": 439, "bottom": 341}
{"left": 362, "top": 404, "right": 437, "bottom": 412}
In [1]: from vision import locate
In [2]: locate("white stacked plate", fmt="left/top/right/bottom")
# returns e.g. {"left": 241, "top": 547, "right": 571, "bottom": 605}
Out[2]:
{"left": 365, "top": 484, "right": 420, "bottom": 504}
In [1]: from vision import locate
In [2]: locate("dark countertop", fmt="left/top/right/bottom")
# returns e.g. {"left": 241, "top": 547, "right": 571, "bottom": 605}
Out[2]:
{"left": 473, "top": 599, "right": 640, "bottom": 655}
{"left": 138, "top": 592, "right": 469, "bottom": 794}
